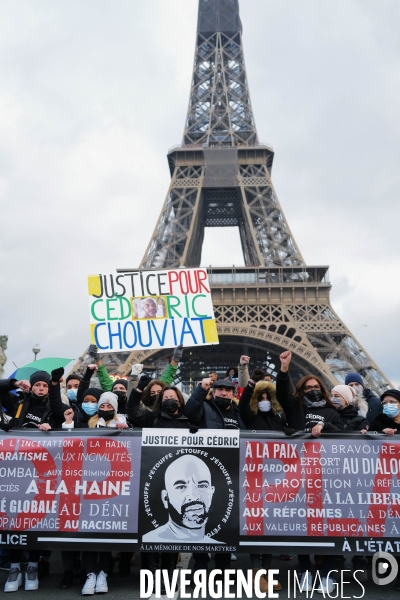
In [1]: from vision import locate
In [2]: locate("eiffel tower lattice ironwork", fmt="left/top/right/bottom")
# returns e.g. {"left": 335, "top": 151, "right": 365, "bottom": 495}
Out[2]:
{"left": 76, "top": 0, "right": 391, "bottom": 393}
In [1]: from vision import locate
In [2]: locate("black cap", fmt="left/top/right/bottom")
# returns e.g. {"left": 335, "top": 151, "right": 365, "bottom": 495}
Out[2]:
{"left": 212, "top": 379, "right": 236, "bottom": 390}
{"left": 381, "top": 389, "right": 400, "bottom": 404}
{"left": 30, "top": 371, "right": 51, "bottom": 386}
{"left": 82, "top": 388, "right": 102, "bottom": 402}
{"left": 112, "top": 379, "right": 128, "bottom": 391}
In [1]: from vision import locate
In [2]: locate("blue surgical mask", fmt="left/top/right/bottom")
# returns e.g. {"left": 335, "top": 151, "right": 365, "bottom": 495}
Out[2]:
{"left": 82, "top": 402, "right": 97, "bottom": 416}
{"left": 331, "top": 396, "right": 343, "bottom": 407}
{"left": 67, "top": 389, "right": 78, "bottom": 402}
{"left": 383, "top": 404, "right": 399, "bottom": 419}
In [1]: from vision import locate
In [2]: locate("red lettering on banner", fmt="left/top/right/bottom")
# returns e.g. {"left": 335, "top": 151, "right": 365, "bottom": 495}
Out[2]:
{"left": 167, "top": 271, "right": 179, "bottom": 295}
{"left": 197, "top": 270, "right": 210, "bottom": 293}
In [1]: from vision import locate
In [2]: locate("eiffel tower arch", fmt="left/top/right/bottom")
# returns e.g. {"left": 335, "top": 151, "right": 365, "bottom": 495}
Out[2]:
{"left": 77, "top": 0, "right": 391, "bottom": 394}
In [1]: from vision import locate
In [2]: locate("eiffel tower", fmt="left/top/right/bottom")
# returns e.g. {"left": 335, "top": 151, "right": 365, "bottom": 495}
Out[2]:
{"left": 77, "top": 0, "right": 390, "bottom": 393}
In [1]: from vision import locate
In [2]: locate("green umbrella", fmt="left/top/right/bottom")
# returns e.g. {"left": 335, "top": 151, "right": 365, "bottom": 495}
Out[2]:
{"left": 14, "top": 357, "right": 74, "bottom": 380}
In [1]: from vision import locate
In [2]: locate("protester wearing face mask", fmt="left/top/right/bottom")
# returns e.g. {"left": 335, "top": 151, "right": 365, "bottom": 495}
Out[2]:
{"left": 50, "top": 366, "right": 101, "bottom": 430}
{"left": 344, "top": 372, "right": 381, "bottom": 424}
{"left": 2, "top": 370, "right": 68, "bottom": 431}
{"left": 65, "top": 373, "right": 81, "bottom": 403}
{"left": 276, "top": 351, "right": 344, "bottom": 595}
{"left": 331, "top": 385, "right": 368, "bottom": 431}
{"left": 88, "top": 393, "right": 128, "bottom": 430}
{"left": 239, "top": 369, "right": 286, "bottom": 433}
{"left": 111, "top": 379, "right": 128, "bottom": 412}
{"left": 127, "top": 385, "right": 189, "bottom": 428}
{"left": 366, "top": 390, "right": 400, "bottom": 436}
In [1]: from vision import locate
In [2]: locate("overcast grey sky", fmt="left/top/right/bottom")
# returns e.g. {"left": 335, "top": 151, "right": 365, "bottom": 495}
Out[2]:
{"left": 0, "top": 0, "right": 399, "bottom": 386}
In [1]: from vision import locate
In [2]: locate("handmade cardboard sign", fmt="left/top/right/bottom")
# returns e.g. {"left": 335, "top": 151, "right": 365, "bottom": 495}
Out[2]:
{"left": 88, "top": 269, "right": 219, "bottom": 352}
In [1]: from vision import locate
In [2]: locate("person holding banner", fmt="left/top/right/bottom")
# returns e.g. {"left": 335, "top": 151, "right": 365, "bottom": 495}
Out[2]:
{"left": 366, "top": 389, "right": 400, "bottom": 435}
{"left": 127, "top": 385, "right": 189, "bottom": 429}
{"left": 277, "top": 350, "right": 344, "bottom": 594}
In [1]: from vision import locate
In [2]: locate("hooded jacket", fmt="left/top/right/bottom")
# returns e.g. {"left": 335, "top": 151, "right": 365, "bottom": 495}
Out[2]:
{"left": 276, "top": 371, "right": 345, "bottom": 433}
{"left": 239, "top": 381, "right": 286, "bottom": 431}
{"left": 185, "top": 384, "right": 245, "bottom": 430}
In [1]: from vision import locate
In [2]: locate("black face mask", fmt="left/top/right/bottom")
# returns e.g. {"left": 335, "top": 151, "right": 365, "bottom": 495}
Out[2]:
{"left": 214, "top": 397, "right": 232, "bottom": 410}
{"left": 98, "top": 409, "right": 115, "bottom": 421}
{"left": 162, "top": 399, "right": 180, "bottom": 414}
{"left": 114, "top": 390, "right": 127, "bottom": 402}
{"left": 304, "top": 390, "right": 323, "bottom": 403}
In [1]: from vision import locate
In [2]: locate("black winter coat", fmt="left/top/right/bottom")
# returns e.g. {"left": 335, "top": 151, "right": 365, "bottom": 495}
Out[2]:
{"left": 239, "top": 384, "right": 286, "bottom": 431}
{"left": 127, "top": 387, "right": 190, "bottom": 429}
{"left": 338, "top": 405, "right": 368, "bottom": 431}
{"left": 369, "top": 413, "right": 400, "bottom": 433}
{"left": 0, "top": 378, "right": 68, "bottom": 429}
{"left": 185, "top": 384, "right": 245, "bottom": 430}
{"left": 276, "top": 371, "right": 344, "bottom": 433}
{"left": 49, "top": 381, "right": 90, "bottom": 429}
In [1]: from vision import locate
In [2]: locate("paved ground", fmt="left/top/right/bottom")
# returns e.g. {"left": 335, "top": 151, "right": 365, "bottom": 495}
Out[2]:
{"left": 0, "top": 552, "right": 398, "bottom": 599}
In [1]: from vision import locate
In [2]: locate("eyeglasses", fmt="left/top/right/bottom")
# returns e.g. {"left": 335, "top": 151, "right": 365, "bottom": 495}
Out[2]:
{"left": 304, "top": 385, "right": 321, "bottom": 392}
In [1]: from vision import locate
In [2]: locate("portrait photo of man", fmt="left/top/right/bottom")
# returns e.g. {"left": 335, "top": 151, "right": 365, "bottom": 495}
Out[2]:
{"left": 142, "top": 454, "right": 223, "bottom": 543}
{"left": 132, "top": 296, "right": 166, "bottom": 320}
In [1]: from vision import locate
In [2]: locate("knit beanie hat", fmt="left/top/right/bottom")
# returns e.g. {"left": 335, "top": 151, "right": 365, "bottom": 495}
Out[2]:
{"left": 332, "top": 385, "right": 357, "bottom": 406}
{"left": 112, "top": 379, "right": 128, "bottom": 391}
{"left": 82, "top": 388, "right": 102, "bottom": 402}
{"left": 344, "top": 372, "right": 364, "bottom": 387}
{"left": 381, "top": 390, "right": 400, "bottom": 404}
{"left": 98, "top": 392, "right": 118, "bottom": 413}
{"left": 30, "top": 370, "right": 51, "bottom": 387}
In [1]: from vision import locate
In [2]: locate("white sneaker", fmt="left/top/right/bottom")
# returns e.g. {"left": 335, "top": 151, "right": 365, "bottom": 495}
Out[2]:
{"left": 4, "top": 568, "right": 22, "bottom": 592}
{"left": 25, "top": 566, "right": 39, "bottom": 591}
{"left": 95, "top": 570, "right": 108, "bottom": 594}
{"left": 82, "top": 573, "right": 97, "bottom": 595}
{"left": 299, "top": 571, "right": 313, "bottom": 592}
{"left": 316, "top": 576, "right": 336, "bottom": 594}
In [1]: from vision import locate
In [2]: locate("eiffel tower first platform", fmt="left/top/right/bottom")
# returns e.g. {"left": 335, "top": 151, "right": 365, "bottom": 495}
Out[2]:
{"left": 77, "top": 0, "right": 391, "bottom": 393}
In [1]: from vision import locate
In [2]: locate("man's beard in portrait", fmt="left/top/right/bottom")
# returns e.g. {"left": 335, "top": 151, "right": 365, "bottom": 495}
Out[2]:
{"left": 168, "top": 499, "right": 211, "bottom": 530}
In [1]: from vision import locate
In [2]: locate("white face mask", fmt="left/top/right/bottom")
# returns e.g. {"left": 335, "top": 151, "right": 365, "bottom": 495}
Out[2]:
{"left": 353, "top": 384, "right": 364, "bottom": 397}
{"left": 258, "top": 400, "right": 271, "bottom": 413}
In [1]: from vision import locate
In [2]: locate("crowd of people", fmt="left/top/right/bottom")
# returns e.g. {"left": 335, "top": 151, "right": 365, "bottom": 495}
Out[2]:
{"left": 0, "top": 343, "right": 399, "bottom": 596}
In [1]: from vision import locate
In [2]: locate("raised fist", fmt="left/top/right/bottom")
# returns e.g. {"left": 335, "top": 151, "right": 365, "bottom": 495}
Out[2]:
{"left": 51, "top": 367, "right": 65, "bottom": 382}
{"left": 239, "top": 355, "right": 250, "bottom": 366}
{"left": 279, "top": 350, "right": 292, "bottom": 372}
{"left": 201, "top": 378, "right": 211, "bottom": 391}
